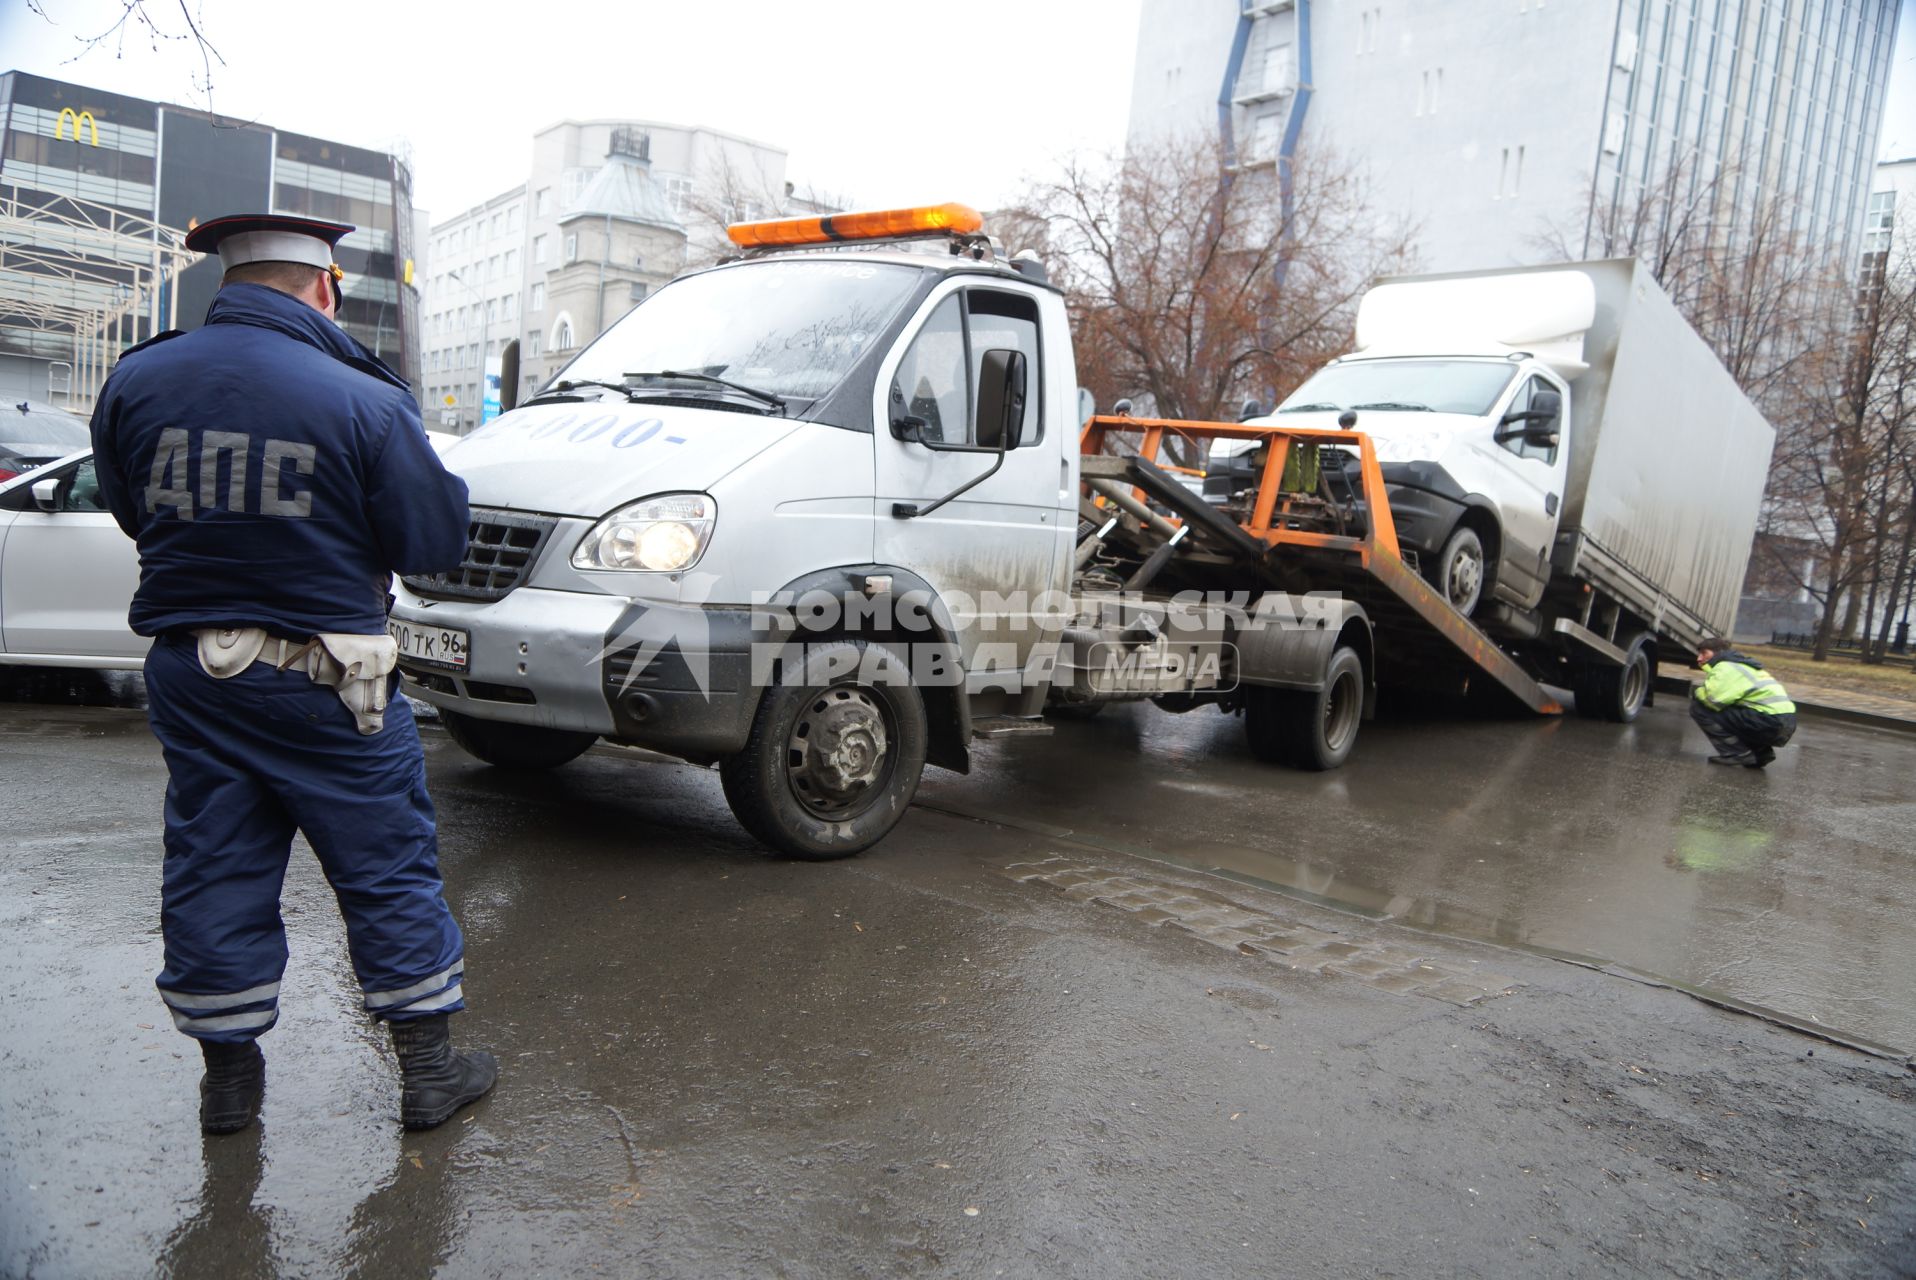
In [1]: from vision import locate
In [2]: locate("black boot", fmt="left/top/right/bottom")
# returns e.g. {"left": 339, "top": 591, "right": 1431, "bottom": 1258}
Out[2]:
{"left": 200, "top": 1039, "right": 265, "bottom": 1135}
{"left": 389, "top": 1014, "right": 498, "bottom": 1130}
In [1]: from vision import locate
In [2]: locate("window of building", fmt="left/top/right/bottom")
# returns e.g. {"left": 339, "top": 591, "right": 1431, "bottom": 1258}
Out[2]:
{"left": 1263, "top": 46, "right": 1294, "bottom": 95}
{"left": 508, "top": 205, "right": 522, "bottom": 232}
{"left": 1497, "top": 145, "right": 1525, "bottom": 198}
{"left": 553, "top": 316, "right": 575, "bottom": 351}
{"left": 663, "top": 174, "right": 695, "bottom": 215}
{"left": 528, "top": 331, "right": 542, "bottom": 357}
{"left": 1252, "top": 113, "right": 1281, "bottom": 162}
{"left": 531, "top": 283, "right": 545, "bottom": 311}
{"left": 487, "top": 299, "right": 498, "bottom": 323}
{"left": 564, "top": 233, "right": 578, "bottom": 263}
{"left": 629, "top": 281, "right": 648, "bottom": 303}
{"left": 491, "top": 214, "right": 503, "bottom": 237}
{"left": 535, "top": 188, "right": 551, "bottom": 216}
{"left": 489, "top": 254, "right": 501, "bottom": 279}
{"left": 505, "top": 249, "right": 518, "bottom": 275}
{"left": 533, "top": 234, "right": 547, "bottom": 264}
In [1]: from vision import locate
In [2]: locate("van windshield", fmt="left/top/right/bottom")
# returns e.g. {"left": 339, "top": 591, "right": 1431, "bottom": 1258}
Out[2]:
{"left": 548, "top": 259, "right": 923, "bottom": 406}
{"left": 1279, "top": 360, "right": 1519, "bottom": 416}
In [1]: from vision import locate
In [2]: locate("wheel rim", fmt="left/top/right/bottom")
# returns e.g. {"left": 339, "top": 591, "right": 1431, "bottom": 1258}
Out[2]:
{"left": 785, "top": 685, "right": 895, "bottom": 821}
{"left": 1621, "top": 653, "right": 1648, "bottom": 711}
{"left": 1447, "top": 544, "right": 1483, "bottom": 610}
{"left": 1324, "top": 668, "right": 1361, "bottom": 754}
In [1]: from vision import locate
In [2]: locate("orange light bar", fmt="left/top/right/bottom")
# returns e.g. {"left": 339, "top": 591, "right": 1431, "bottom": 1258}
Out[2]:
{"left": 726, "top": 202, "right": 984, "bottom": 249}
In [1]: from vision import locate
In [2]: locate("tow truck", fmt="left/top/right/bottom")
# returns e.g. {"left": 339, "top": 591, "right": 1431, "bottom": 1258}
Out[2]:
{"left": 389, "top": 203, "right": 1560, "bottom": 859}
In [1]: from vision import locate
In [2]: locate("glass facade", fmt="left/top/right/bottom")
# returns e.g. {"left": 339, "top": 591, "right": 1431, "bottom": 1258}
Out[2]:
{"left": 0, "top": 71, "right": 421, "bottom": 392}
{"left": 1591, "top": 0, "right": 1899, "bottom": 271}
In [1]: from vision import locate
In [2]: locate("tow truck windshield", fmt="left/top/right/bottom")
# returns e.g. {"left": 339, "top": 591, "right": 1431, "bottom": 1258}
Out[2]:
{"left": 1279, "top": 359, "right": 1519, "bottom": 417}
{"left": 545, "top": 258, "right": 924, "bottom": 409}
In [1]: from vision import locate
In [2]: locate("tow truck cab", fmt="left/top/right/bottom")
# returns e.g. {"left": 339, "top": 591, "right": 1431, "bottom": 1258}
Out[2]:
{"left": 388, "top": 204, "right": 1078, "bottom": 857}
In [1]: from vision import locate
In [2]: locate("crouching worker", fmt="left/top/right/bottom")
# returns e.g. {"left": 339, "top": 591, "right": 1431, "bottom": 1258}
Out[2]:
{"left": 90, "top": 213, "right": 497, "bottom": 1133}
{"left": 1690, "top": 637, "right": 1797, "bottom": 769}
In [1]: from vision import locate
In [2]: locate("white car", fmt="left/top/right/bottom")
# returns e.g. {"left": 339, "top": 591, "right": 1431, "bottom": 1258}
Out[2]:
{"left": 0, "top": 431, "right": 468, "bottom": 669}
{"left": 0, "top": 450, "right": 147, "bottom": 669}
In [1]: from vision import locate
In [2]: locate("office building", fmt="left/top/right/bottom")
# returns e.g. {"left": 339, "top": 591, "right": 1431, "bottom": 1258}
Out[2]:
{"left": 0, "top": 70, "right": 422, "bottom": 406}
{"left": 1126, "top": 1, "right": 1901, "bottom": 274}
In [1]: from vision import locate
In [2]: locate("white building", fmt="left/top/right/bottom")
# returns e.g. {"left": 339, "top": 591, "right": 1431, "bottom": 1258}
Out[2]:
{"left": 419, "top": 185, "right": 527, "bottom": 429}
{"left": 421, "top": 118, "right": 815, "bottom": 426}
{"left": 1126, "top": 0, "right": 1901, "bottom": 274}
{"left": 1862, "top": 155, "right": 1916, "bottom": 282}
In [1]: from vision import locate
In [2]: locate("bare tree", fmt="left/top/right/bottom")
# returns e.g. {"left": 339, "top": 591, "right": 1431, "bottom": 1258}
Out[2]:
{"left": 27, "top": 1, "right": 225, "bottom": 106}
{"left": 1002, "top": 135, "right": 1415, "bottom": 434}
{"left": 1759, "top": 222, "right": 1916, "bottom": 660}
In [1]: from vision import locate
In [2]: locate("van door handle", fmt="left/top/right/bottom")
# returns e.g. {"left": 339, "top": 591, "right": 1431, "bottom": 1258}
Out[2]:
{"left": 1545, "top": 492, "right": 1559, "bottom": 516}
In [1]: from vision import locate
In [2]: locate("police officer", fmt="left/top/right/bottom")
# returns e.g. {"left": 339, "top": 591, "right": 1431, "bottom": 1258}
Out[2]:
{"left": 1691, "top": 636, "right": 1797, "bottom": 768}
{"left": 91, "top": 214, "right": 497, "bottom": 1133}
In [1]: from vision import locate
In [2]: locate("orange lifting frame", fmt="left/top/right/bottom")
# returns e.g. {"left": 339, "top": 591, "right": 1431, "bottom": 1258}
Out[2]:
{"left": 1078, "top": 415, "right": 1401, "bottom": 567}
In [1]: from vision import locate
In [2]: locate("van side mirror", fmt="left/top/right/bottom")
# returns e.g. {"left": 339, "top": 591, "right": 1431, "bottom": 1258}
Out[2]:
{"left": 1496, "top": 388, "right": 1564, "bottom": 444}
{"left": 976, "top": 348, "right": 1027, "bottom": 451}
{"left": 499, "top": 340, "right": 521, "bottom": 412}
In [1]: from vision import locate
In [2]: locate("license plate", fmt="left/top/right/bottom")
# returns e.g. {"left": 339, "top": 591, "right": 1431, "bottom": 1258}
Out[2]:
{"left": 388, "top": 618, "right": 468, "bottom": 669}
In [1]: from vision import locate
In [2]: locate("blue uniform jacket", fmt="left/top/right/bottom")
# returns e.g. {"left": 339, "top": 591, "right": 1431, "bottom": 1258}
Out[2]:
{"left": 91, "top": 284, "right": 470, "bottom": 637}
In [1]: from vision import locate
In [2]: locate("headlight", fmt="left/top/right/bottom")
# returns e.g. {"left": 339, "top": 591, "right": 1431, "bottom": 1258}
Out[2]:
{"left": 1366, "top": 431, "right": 1448, "bottom": 464}
{"left": 572, "top": 493, "right": 716, "bottom": 572}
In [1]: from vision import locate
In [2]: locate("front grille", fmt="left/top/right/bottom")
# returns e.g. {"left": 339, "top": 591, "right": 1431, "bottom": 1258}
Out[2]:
{"left": 403, "top": 507, "right": 557, "bottom": 601}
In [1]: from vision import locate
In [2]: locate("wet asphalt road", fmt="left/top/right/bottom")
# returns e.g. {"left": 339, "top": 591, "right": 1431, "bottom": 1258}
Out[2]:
{"left": 2, "top": 676, "right": 1913, "bottom": 1277}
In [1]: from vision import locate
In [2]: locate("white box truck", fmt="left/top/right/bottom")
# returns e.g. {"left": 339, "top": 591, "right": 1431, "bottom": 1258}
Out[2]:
{"left": 1241, "top": 258, "right": 1774, "bottom": 721}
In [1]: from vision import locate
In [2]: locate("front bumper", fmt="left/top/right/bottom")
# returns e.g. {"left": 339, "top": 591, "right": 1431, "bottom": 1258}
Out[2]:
{"left": 390, "top": 584, "right": 762, "bottom": 761}
{"left": 1379, "top": 462, "right": 1468, "bottom": 559}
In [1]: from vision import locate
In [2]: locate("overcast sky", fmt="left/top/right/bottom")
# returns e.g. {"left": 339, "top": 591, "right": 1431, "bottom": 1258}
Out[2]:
{"left": 3, "top": 0, "right": 1912, "bottom": 222}
{"left": 2, "top": 0, "right": 1147, "bottom": 219}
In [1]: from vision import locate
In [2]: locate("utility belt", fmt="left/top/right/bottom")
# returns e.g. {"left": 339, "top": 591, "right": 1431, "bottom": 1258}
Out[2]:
{"left": 187, "top": 627, "right": 399, "bottom": 736}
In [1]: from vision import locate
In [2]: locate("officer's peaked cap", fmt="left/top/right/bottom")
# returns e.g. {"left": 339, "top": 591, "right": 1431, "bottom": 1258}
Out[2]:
{"left": 184, "top": 214, "right": 355, "bottom": 273}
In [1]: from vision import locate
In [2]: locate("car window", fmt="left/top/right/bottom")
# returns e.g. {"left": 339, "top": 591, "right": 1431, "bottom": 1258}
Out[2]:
{"left": 62, "top": 458, "right": 109, "bottom": 511}
{"left": 1499, "top": 376, "right": 1560, "bottom": 465}
{"left": 889, "top": 295, "right": 969, "bottom": 445}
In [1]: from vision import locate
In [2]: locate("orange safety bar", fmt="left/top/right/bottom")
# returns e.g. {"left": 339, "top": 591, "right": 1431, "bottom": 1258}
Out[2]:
{"left": 1079, "top": 414, "right": 1401, "bottom": 565}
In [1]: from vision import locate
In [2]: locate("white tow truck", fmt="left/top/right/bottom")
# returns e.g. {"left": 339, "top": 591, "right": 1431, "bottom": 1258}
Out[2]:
{"left": 389, "top": 204, "right": 1567, "bottom": 858}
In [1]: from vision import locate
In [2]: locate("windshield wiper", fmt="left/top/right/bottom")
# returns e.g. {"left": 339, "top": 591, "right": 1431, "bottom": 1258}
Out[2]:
{"left": 1278, "top": 401, "right": 1342, "bottom": 414}
{"left": 625, "top": 370, "right": 787, "bottom": 413}
{"left": 1351, "top": 401, "right": 1434, "bottom": 412}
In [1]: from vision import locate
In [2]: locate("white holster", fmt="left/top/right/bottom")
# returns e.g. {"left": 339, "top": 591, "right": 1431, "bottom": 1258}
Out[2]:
{"left": 193, "top": 627, "right": 399, "bottom": 736}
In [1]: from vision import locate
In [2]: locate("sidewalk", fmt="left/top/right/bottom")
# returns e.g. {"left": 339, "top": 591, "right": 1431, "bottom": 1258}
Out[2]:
{"left": 1657, "top": 663, "right": 1916, "bottom": 730}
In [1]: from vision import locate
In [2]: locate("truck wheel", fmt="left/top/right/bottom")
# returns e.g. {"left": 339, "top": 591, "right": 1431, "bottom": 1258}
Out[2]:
{"left": 1427, "top": 524, "right": 1487, "bottom": 617}
{"left": 719, "top": 639, "right": 927, "bottom": 860}
{"left": 1574, "top": 634, "right": 1654, "bottom": 723}
{"left": 1243, "top": 645, "right": 1365, "bottom": 771}
{"left": 439, "top": 710, "right": 598, "bottom": 770}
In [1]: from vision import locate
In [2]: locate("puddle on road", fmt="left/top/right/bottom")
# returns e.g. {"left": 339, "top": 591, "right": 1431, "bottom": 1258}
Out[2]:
{"left": 926, "top": 701, "right": 1916, "bottom": 1056}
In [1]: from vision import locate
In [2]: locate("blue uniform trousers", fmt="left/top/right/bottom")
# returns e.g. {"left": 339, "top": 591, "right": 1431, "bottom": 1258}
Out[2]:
{"left": 144, "top": 634, "right": 465, "bottom": 1043}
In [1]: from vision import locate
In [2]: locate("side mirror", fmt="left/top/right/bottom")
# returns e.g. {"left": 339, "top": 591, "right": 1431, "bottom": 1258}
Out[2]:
{"left": 975, "top": 348, "right": 1027, "bottom": 451}
{"left": 30, "top": 477, "right": 59, "bottom": 512}
{"left": 499, "top": 340, "right": 521, "bottom": 412}
{"left": 1530, "top": 389, "right": 1562, "bottom": 423}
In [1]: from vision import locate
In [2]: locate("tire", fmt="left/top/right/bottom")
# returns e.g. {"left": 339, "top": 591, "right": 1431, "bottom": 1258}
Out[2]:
{"left": 719, "top": 639, "right": 927, "bottom": 860}
{"left": 439, "top": 709, "right": 597, "bottom": 770}
{"left": 1426, "top": 523, "right": 1488, "bottom": 617}
{"left": 1573, "top": 634, "right": 1653, "bottom": 723}
{"left": 1243, "top": 645, "right": 1365, "bottom": 771}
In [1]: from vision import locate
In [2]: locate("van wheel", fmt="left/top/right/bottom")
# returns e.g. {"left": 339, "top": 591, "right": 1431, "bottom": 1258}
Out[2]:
{"left": 1243, "top": 645, "right": 1365, "bottom": 771}
{"left": 1427, "top": 524, "right": 1487, "bottom": 617}
{"left": 719, "top": 640, "right": 927, "bottom": 860}
{"left": 1574, "top": 634, "right": 1654, "bottom": 723}
{"left": 440, "top": 710, "right": 597, "bottom": 770}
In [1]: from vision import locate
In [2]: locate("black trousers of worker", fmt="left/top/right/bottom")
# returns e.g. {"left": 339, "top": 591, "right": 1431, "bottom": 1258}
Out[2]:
{"left": 1690, "top": 700, "right": 1797, "bottom": 759}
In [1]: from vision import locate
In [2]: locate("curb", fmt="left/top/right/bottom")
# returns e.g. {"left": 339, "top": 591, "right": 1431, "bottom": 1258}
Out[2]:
{"left": 1652, "top": 674, "right": 1916, "bottom": 735}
